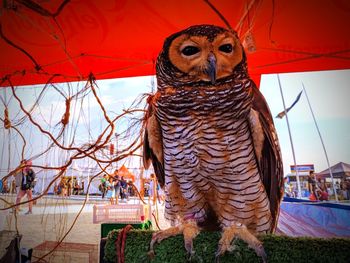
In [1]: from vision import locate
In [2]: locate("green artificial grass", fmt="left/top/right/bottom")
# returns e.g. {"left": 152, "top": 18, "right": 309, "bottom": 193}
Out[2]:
{"left": 104, "top": 229, "right": 350, "bottom": 263}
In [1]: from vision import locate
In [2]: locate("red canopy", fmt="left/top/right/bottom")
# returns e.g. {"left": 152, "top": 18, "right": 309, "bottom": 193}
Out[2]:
{"left": 1, "top": 0, "right": 349, "bottom": 87}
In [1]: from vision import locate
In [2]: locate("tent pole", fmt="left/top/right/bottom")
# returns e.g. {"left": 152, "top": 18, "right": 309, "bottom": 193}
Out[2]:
{"left": 277, "top": 74, "right": 303, "bottom": 198}
{"left": 302, "top": 83, "right": 338, "bottom": 202}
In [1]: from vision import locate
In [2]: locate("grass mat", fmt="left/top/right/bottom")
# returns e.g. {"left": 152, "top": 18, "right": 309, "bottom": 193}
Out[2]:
{"left": 104, "top": 229, "right": 350, "bottom": 263}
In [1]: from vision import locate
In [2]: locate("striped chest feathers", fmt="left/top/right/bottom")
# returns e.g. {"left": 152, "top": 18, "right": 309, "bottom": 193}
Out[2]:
{"left": 155, "top": 82, "right": 258, "bottom": 181}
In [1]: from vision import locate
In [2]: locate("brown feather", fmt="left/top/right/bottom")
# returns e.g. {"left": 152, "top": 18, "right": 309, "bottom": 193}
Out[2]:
{"left": 251, "top": 85, "right": 284, "bottom": 231}
{"left": 146, "top": 114, "right": 163, "bottom": 162}
{"left": 143, "top": 96, "right": 165, "bottom": 186}
{"left": 248, "top": 109, "right": 264, "bottom": 162}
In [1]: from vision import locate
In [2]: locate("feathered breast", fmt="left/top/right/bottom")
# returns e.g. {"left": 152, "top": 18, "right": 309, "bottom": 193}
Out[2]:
{"left": 155, "top": 79, "right": 253, "bottom": 120}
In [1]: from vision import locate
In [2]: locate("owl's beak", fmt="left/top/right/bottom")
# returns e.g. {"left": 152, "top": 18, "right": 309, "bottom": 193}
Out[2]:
{"left": 206, "top": 53, "right": 216, "bottom": 84}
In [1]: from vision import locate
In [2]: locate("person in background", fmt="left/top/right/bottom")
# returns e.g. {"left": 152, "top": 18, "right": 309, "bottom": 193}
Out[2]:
{"left": 53, "top": 183, "right": 59, "bottom": 195}
{"left": 105, "top": 176, "right": 115, "bottom": 205}
{"left": 149, "top": 173, "right": 162, "bottom": 204}
{"left": 120, "top": 176, "right": 127, "bottom": 201}
{"left": 318, "top": 187, "right": 329, "bottom": 201}
{"left": 67, "top": 179, "right": 73, "bottom": 196}
{"left": 325, "top": 182, "right": 331, "bottom": 195}
{"left": 308, "top": 171, "right": 319, "bottom": 201}
{"left": 346, "top": 179, "right": 350, "bottom": 200}
{"left": 2, "top": 179, "right": 9, "bottom": 193}
{"left": 59, "top": 177, "right": 67, "bottom": 197}
{"left": 81, "top": 181, "right": 85, "bottom": 194}
{"left": 14, "top": 165, "right": 23, "bottom": 194}
{"left": 73, "top": 180, "right": 80, "bottom": 195}
{"left": 11, "top": 180, "right": 16, "bottom": 194}
{"left": 288, "top": 183, "right": 296, "bottom": 198}
{"left": 113, "top": 175, "right": 121, "bottom": 205}
{"left": 334, "top": 181, "right": 340, "bottom": 198}
{"left": 15, "top": 159, "right": 36, "bottom": 214}
{"left": 283, "top": 177, "right": 292, "bottom": 197}
{"left": 340, "top": 179, "right": 348, "bottom": 200}
{"left": 127, "top": 180, "right": 135, "bottom": 197}
{"left": 100, "top": 174, "right": 108, "bottom": 199}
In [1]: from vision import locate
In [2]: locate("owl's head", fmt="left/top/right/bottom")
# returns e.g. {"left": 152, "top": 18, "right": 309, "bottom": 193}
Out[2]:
{"left": 157, "top": 25, "right": 247, "bottom": 88}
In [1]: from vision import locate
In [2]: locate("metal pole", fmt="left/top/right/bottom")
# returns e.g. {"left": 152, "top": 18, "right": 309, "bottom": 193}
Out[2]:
{"left": 277, "top": 74, "right": 303, "bottom": 198}
{"left": 86, "top": 167, "right": 90, "bottom": 202}
{"left": 42, "top": 171, "right": 46, "bottom": 194}
{"left": 302, "top": 83, "right": 339, "bottom": 202}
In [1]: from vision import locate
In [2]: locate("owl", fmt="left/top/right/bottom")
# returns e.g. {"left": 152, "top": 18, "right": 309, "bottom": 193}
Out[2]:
{"left": 143, "top": 24, "right": 283, "bottom": 262}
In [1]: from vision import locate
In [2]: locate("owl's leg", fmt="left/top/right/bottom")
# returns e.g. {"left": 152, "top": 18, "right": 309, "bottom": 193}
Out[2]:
{"left": 148, "top": 220, "right": 200, "bottom": 259}
{"left": 216, "top": 222, "right": 266, "bottom": 263}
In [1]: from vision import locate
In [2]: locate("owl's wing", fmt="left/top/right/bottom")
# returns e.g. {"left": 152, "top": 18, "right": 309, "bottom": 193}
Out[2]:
{"left": 248, "top": 84, "right": 284, "bottom": 232}
{"left": 143, "top": 101, "right": 165, "bottom": 187}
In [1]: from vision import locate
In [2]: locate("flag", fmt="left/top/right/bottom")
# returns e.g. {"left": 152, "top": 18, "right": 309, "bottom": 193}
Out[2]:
{"left": 276, "top": 90, "right": 303, "bottom": 119}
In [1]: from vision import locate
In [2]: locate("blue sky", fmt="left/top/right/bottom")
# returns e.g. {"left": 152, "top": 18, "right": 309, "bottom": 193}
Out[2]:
{"left": 260, "top": 70, "right": 350, "bottom": 174}
{"left": 1, "top": 70, "right": 349, "bottom": 177}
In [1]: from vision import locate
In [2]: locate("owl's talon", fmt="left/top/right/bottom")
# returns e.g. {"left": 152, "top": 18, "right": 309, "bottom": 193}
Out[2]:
{"left": 215, "top": 245, "right": 221, "bottom": 257}
{"left": 184, "top": 239, "right": 194, "bottom": 255}
{"left": 147, "top": 250, "right": 155, "bottom": 259}
{"left": 254, "top": 244, "right": 267, "bottom": 263}
{"left": 185, "top": 250, "right": 196, "bottom": 262}
{"left": 148, "top": 223, "right": 200, "bottom": 260}
{"left": 215, "top": 244, "right": 224, "bottom": 259}
{"left": 148, "top": 232, "right": 161, "bottom": 258}
{"left": 217, "top": 223, "right": 268, "bottom": 262}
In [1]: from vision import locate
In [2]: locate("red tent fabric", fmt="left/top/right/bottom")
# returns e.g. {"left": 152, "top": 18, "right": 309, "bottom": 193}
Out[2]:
{"left": 1, "top": 0, "right": 349, "bottom": 87}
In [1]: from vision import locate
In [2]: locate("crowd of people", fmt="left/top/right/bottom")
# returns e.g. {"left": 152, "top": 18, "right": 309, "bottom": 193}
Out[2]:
{"left": 2, "top": 160, "right": 162, "bottom": 214}
{"left": 284, "top": 171, "right": 350, "bottom": 201}
{"left": 5, "top": 160, "right": 350, "bottom": 210}
{"left": 53, "top": 178, "right": 83, "bottom": 196}
{"left": 334, "top": 179, "right": 350, "bottom": 200}
{"left": 97, "top": 172, "right": 166, "bottom": 205}
{"left": 98, "top": 171, "right": 134, "bottom": 205}
{"left": 307, "top": 171, "right": 330, "bottom": 201}
{"left": 0, "top": 161, "right": 160, "bottom": 206}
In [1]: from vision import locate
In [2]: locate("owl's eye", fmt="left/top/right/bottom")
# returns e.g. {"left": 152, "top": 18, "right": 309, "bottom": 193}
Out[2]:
{"left": 181, "top": 46, "right": 200, "bottom": 56}
{"left": 219, "top": 44, "right": 233, "bottom": 53}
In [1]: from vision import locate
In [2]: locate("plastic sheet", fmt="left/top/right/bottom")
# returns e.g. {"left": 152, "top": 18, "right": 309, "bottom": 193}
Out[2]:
{"left": 277, "top": 201, "right": 350, "bottom": 238}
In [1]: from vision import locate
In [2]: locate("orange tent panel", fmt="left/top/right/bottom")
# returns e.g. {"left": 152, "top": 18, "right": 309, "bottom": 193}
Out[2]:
{"left": 117, "top": 165, "right": 135, "bottom": 182}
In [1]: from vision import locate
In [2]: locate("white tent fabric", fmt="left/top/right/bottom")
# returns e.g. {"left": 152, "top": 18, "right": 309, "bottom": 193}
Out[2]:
{"left": 318, "top": 162, "right": 350, "bottom": 178}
